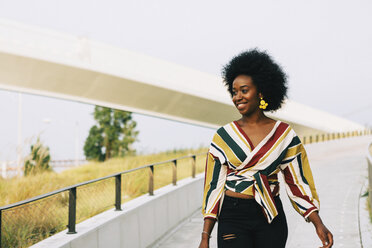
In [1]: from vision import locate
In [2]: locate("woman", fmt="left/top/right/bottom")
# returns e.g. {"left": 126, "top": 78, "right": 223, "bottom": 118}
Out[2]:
{"left": 198, "top": 49, "right": 333, "bottom": 248}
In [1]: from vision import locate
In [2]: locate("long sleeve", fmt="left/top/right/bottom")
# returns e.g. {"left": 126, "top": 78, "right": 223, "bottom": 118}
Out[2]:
{"left": 202, "top": 152, "right": 227, "bottom": 220}
{"left": 279, "top": 136, "right": 320, "bottom": 221}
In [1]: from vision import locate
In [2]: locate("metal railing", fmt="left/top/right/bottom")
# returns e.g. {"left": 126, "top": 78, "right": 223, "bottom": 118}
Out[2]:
{"left": 0, "top": 153, "right": 206, "bottom": 248}
{"left": 301, "top": 129, "right": 372, "bottom": 145}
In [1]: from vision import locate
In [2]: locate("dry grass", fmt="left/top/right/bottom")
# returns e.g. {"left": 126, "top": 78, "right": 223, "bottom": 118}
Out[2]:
{"left": 0, "top": 148, "right": 207, "bottom": 248}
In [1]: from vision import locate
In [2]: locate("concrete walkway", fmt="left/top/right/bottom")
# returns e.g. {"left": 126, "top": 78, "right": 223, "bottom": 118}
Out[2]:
{"left": 154, "top": 136, "right": 372, "bottom": 248}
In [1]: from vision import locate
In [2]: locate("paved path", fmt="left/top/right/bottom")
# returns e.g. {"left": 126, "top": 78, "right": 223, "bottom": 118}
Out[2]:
{"left": 154, "top": 136, "right": 372, "bottom": 248}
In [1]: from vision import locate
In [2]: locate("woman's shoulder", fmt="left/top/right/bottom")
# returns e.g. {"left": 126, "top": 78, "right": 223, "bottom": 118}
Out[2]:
{"left": 276, "top": 120, "right": 291, "bottom": 129}
{"left": 270, "top": 120, "right": 299, "bottom": 140}
{"left": 214, "top": 121, "right": 235, "bottom": 133}
{"left": 274, "top": 121, "right": 303, "bottom": 144}
{"left": 265, "top": 118, "right": 292, "bottom": 129}
{"left": 213, "top": 120, "right": 293, "bottom": 135}
{"left": 209, "top": 122, "right": 236, "bottom": 143}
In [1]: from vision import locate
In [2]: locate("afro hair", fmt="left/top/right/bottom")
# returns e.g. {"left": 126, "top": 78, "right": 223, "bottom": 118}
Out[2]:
{"left": 221, "top": 49, "right": 288, "bottom": 111}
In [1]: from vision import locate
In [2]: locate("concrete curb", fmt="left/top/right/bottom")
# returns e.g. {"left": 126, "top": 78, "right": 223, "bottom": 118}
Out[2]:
{"left": 359, "top": 178, "right": 372, "bottom": 248}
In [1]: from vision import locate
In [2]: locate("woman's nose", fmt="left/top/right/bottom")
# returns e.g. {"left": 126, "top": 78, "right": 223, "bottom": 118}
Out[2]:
{"left": 235, "top": 91, "right": 242, "bottom": 99}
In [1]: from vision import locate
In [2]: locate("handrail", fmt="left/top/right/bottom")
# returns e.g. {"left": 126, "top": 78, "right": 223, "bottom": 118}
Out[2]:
{"left": 301, "top": 128, "right": 372, "bottom": 145}
{"left": 0, "top": 152, "right": 207, "bottom": 248}
{"left": 0, "top": 153, "right": 205, "bottom": 211}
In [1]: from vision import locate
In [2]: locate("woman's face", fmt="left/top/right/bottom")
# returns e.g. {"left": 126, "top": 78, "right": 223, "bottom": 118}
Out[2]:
{"left": 232, "top": 75, "right": 261, "bottom": 116}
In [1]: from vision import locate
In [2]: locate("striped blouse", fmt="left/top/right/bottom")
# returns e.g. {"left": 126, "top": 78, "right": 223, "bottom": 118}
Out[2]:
{"left": 202, "top": 120, "right": 319, "bottom": 223}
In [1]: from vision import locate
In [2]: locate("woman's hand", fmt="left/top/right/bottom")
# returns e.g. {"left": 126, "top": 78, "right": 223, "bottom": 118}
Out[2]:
{"left": 308, "top": 211, "right": 333, "bottom": 247}
{"left": 198, "top": 218, "right": 215, "bottom": 248}
{"left": 198, "top": 237, "right": 209, "bottom": 248}
{"left": 315, "top": 223, "right": 333, "bottom": 248}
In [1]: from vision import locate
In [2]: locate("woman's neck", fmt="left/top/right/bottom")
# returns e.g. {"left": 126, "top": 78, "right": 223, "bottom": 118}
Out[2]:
{"left": 239, "top": 111, "right": 268, "bottom": 126}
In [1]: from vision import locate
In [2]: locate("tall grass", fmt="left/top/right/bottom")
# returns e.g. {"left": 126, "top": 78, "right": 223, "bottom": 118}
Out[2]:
{"left": 0, "top": 148, "right": 207, "bottom": 248}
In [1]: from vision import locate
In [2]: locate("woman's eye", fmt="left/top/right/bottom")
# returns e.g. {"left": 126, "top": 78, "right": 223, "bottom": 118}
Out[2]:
{"left": 232, "top": 91, "right": 237, "bottom": 96}
{"left": 242, "top": 89, "right": 248, "bottom": 93}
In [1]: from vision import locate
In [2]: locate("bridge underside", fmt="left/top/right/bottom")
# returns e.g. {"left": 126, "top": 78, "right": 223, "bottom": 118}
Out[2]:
{"left": 0, "top": 51, "right": 238, "bottom": 129}
{"left": 0, "top": 19, "right": 363, "bottom": 135}
{"left": 0, "top": 51, "right": 341, "bottom": 136}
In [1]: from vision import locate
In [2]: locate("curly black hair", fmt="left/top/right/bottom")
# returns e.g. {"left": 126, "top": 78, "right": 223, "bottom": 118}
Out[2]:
{"left": 221, "top": 49, "right": 288, "bottom": 111}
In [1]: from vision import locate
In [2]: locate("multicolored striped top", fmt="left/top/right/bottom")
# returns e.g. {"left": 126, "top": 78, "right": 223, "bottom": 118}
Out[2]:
{"left": 202, "top": 120, "right": 319, "bottom": 223}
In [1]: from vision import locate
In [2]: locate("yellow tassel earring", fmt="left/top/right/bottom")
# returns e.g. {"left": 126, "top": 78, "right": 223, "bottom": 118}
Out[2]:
{"left": 259, "top": 97, "right": 268, "bottom": 110}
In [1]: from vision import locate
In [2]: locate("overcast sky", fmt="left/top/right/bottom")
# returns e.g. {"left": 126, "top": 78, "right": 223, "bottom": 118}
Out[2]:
{"left": 0, "top": 0, "right": 371, "bottom": 161}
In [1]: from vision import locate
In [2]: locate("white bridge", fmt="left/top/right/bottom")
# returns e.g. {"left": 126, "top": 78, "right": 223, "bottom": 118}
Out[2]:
{"left": 0, "top": 19, "right": 364, "bottom": 136}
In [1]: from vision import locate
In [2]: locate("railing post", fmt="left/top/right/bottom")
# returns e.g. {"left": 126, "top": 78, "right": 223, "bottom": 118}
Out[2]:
{"left": 148, "top": 166, "right": 154, "bottom": 196}
{"left": 309, "top": 136, "right": 313, "bottom": 144}
{"left": 321, "top": 134, "right": 325, "bottom": 142}
{"left": 191, "top": 155, "right": 196, "bottom": 178}
{"left": 67, "top": 187, "right": 77, "bottom": 234}
{"left": 303, "top": 136, "right": 306, "bottom": 144}
{"left": 172, "top": 160, "right": 177, "bottom": 186}
{"left": 115, "top": 175, "right": 122, "bottom": 211}
{"left": 315, "top": 135, "right": 319, "bottom": 143}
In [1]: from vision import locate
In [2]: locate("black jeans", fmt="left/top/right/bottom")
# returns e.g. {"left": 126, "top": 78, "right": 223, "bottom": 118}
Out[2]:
{"left": 217, "top": 195, "right": 288, "bottom": 248}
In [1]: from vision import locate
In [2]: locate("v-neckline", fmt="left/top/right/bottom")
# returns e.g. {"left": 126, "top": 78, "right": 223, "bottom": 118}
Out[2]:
{"left": 233, "top": 120, "right": 280, "bottom": 150}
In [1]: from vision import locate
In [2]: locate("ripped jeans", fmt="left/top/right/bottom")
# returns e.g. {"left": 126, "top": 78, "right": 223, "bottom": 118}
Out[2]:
{"left": 217, "top": 195, "right": 288, "bottom": 248}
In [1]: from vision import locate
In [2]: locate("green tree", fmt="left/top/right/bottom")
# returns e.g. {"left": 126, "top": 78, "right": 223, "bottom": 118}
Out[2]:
{"left": 24, "top": 138, "right": 52, "bottom": 176}
{"left": 84, "top": 106, "right": 138, "bottom": 161}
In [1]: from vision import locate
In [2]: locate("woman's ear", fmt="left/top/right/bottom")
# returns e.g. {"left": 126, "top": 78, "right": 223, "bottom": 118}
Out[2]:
{"left": 258, "top": 92, "right": 263, "bottom": 98}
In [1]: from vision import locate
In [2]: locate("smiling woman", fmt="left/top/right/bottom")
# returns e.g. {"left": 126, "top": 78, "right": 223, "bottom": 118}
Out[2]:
{"left": 198, "top": 49, "right": 334, "bottom": 248}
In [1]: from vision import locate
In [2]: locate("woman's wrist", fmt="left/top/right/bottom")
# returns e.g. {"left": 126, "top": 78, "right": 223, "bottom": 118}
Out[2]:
{"left": 201, "top": 218, "right": 215, "bottom": 241}
{"left": 201, "top": 231, "right": 211, "bottom": 240}
{"left": 308, "top": 211, "right": 323, "bottom": 227}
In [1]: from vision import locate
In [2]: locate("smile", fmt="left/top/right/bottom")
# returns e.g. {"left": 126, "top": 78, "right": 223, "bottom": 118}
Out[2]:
{"left": 236, "top": 102, "right": 248, "bottom": 109}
